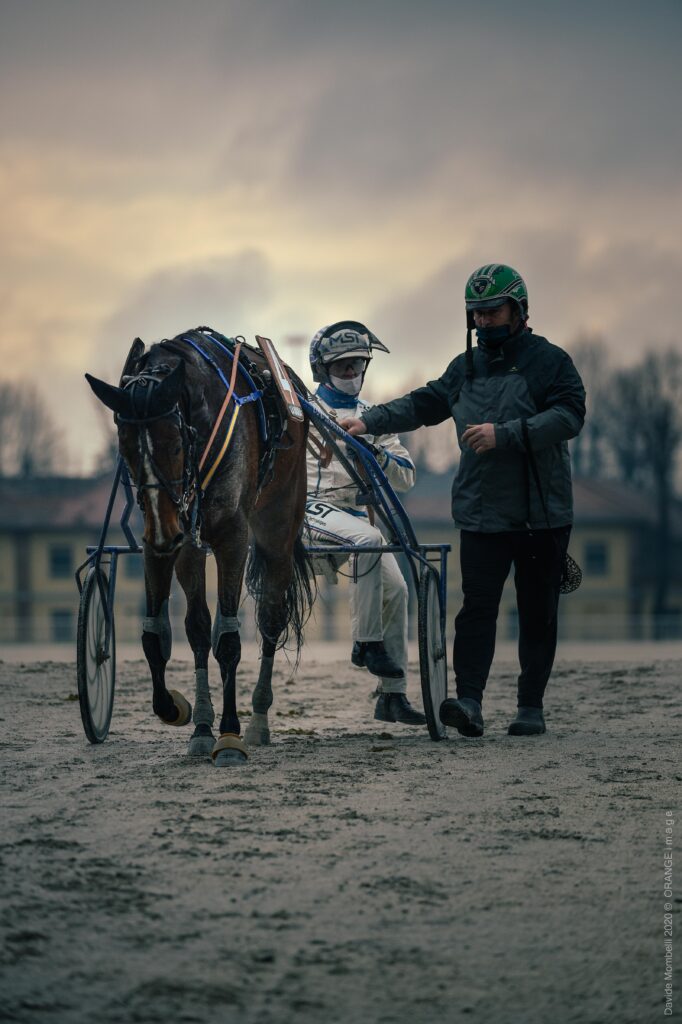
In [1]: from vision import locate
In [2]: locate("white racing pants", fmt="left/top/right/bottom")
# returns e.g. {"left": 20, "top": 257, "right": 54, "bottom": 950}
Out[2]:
{"left": 305, "top": 499, "right": 408, "bottom": 694}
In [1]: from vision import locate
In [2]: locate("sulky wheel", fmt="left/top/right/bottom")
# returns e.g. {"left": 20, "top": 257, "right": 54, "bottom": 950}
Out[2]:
{"left": 77, "top": 567, "right": 116, "bottom": 744}
{"left": 417, "top": 563, "right": 448, "bottom": 741}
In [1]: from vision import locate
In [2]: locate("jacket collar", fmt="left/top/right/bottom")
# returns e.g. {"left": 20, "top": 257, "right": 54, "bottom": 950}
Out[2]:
{"left": 316, "top": 383, "right": 360, "bottom": 409}
{"left": 477, "top": 327, "right": 532, "bottom": 365}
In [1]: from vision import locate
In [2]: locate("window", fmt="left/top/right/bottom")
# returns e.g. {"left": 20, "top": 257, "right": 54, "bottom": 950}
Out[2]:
{"left": 51, "top": 609, "right": 73, "bottom": 642}
{"left": 49, "top": 545, "right": 72, "bottom": 579}
{"left": 584, "top": 540, "right": 609, "bottom": 576}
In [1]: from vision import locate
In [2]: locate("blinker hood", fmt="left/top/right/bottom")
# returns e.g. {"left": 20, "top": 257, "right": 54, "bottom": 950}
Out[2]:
{"left": 85, "top": 360, "right": 185, "bottom": 422}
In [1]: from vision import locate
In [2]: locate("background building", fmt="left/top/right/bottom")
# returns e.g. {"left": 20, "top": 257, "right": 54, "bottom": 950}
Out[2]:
{"left": 1, "top": 469, "right": 680, "bottom": 647}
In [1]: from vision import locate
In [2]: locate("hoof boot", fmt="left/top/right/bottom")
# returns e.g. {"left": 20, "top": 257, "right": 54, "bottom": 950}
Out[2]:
{"left": 211, "top": 733, "right": 248, "bottom": 767}
{"left": 159, "top": 689, "right": 192, "bottom": 727}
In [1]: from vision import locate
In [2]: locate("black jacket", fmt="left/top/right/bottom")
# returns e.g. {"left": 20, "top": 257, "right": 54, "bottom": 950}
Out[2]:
{"left": 361, "top": 330, "right": 586, "bottom": 532}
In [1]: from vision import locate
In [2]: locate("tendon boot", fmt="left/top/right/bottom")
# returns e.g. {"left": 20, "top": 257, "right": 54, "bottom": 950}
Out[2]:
{"left": 351, "top": 641, "right": 404, "bottom": 679}
{"left": 439, "top": 697, "right": 484, "bottom": 737}
{"left": 374, "top": 692, "right": 427, "bottom": 726}
{"left": 508, "top": 707, "right": 546, "bottom": 736}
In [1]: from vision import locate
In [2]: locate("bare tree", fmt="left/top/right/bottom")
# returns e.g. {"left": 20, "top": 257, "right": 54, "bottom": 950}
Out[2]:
{"left": 0, "top": 381, "right": 65, "bottom": 477}
{"left": 603, "top": 349, "right": 682, "bottom": 632}
{"left": 90, "top": 396, "right": 119, "bottom": 473}
{"left": 569, "top": 334, "right": 611, "bottom": 478}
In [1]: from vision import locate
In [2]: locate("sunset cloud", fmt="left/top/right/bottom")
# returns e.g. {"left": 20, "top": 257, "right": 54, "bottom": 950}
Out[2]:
{"left": 1, "top": 0, "right": 680, "bottom": 469}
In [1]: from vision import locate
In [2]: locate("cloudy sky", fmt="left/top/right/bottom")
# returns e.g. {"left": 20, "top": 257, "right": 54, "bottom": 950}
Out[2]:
{"left": 1, "top": 0, "right": 680, "bottom": 471}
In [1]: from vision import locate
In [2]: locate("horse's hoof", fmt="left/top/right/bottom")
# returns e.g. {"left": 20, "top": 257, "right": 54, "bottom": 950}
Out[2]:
{"left": 211, "top": 733, "right": 248, "bottom": 767}
{"left": 188, "top": 733, "right": 215, "bottom": 757}
{"left": 213, "top": 748, "right": 248, "bottom": 766}
{"left": 244, "top": 713, "right": 270, "bottom": 746}
{"left": 159, "top": 689, "right": 192, "bottom": 727}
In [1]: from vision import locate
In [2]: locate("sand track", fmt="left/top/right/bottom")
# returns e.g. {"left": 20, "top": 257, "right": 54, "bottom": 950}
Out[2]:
{"left": 1, "top": 651, "right": 679, "bottom": 1023}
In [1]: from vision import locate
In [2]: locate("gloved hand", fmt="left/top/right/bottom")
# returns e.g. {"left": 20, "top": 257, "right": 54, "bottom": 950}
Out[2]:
{"left": 345, "top": 436, "right": 389, "bottom": 468}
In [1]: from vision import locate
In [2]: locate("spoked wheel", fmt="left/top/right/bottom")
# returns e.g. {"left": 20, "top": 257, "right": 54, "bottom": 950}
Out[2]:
{"left": 418, "top": 563, "right": 448, "bottom": 740}
{"left": 77, "top": 567, "right": 116, "bottom": 744}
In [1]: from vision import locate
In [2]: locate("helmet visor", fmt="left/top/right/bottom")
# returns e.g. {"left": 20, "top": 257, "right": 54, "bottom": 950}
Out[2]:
{"left": 465, "top": 296, "right": 510, "bottom": 312}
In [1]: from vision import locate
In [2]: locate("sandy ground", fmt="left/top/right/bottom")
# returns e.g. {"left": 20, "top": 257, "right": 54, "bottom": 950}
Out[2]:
{"left": 0, "top": 641, "right": 680, "bottom": 1024}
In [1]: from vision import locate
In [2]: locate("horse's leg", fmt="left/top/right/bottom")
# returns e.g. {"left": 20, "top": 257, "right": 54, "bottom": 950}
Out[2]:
{"left": 142, "top": 546, "right": 192, "bottom": 727}
{"left": 244, "top": 636, "right": 277, "bottom": 747}
{"left": 243, "top": 520, "right": 296, "bottom": 747}
{"left": 210, "top": 520, "right": 249, "bottom": 766}
{"left": 175, "top": 544, "right": 215, "bottom": 756}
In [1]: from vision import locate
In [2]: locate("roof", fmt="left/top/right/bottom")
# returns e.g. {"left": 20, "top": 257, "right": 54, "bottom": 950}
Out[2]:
{"left": 0, "top": 470, "right": 679, "bottom": 537}
{"left": 0, "top": 472, "right": 143, "bottom": 534}
{"left": 401, "top": 469, "right": 682, "bottom": 534}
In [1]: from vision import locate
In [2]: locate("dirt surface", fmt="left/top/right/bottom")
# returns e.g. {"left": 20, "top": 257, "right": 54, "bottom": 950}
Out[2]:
{"left": 1, "top": 647, "right": 679, "bottom": 1024}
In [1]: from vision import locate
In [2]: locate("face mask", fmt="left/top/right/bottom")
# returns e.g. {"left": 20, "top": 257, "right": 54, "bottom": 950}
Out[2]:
{"left": 475, "top": 324, "right": 513, "bottom": 349}
{"left": 330, "top": 373, "right": 363, "bottom": 396}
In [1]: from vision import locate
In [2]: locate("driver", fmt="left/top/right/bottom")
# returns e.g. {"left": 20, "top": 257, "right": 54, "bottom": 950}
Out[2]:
{"left": 305, "top": 321, "right": 426, "bottom": 726}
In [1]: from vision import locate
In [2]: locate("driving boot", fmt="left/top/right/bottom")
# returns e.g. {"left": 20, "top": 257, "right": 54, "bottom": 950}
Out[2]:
{"left": 439, "top": 697, "right": 484, "bottom": 737}
{"left": 351, "top": 641, "right": 404, "bottom": 679}
{"left": 508, "top": 707, "right": 546, "bottom": 735}
{"left": 374, "top": 692, "right": 426, "bottom": 725}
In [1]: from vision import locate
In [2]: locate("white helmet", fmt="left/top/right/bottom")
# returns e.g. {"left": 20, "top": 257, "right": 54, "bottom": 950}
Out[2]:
{"left": 309, "top": 320, "right": 390, "bottom": 386}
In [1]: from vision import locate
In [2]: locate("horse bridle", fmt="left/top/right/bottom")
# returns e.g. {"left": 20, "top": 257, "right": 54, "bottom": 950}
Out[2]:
{"left": 116, "top": 370, "right": 202, "bottom": 542}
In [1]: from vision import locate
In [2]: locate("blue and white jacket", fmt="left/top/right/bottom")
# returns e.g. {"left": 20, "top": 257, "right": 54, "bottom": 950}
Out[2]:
{"left": 306, "top": 384, "right": 416, "bottom": 512}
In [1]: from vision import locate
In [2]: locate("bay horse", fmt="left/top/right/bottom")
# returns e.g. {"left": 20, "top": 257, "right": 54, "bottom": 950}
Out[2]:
{"left": 85, "top": 327, "right": 314, "bottom": 766}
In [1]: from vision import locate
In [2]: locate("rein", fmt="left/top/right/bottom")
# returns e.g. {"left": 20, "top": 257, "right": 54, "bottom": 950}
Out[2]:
{"left": 197, "top": 340, "right": 242, "bottom": 489}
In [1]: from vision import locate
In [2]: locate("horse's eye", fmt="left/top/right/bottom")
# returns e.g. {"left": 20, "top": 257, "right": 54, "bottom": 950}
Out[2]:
{"left": 174, "top": 445, "right": 182, "bottom": 456}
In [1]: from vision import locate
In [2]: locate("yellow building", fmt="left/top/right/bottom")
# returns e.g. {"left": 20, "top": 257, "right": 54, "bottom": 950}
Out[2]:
{"left": 0, "top": 472, "right": 680, "bottom": 645}
{"left": 401, "top": 472, "right": 682, "bottom": 641}
{"left": 0, "top": 475, "right": 146, "bottom": 644}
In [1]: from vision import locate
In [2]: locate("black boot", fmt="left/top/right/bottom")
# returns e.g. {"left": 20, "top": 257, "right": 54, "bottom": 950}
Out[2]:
{"left": 352, "top": 641, "right": 404, "bottom": 679}
{"left": 439, "top": 697, "right": 484, "bottom": 737}
{"left": 374, "top": 692, "right": 427, "bottom": 726}
{"left": 508, "top": 707, "right": 546, "bottom": 736}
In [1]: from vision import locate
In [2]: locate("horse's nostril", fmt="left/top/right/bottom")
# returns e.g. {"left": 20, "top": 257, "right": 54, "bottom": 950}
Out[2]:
{"left": 171, "top": 533, "right": 184, "bottom": 550}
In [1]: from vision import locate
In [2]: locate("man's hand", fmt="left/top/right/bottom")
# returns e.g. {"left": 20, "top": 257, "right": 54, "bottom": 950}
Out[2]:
{"left": 462, "top": 423, "right": 497, "bottom": 454}
{"left": 339, "top": 416, "right": 367, "bottom": 436}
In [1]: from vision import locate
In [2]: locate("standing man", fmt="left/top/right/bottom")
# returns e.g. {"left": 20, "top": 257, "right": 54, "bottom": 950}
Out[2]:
{"left": 306, "top": 320, "right": 426, "bottom": 726}
{"left": 341, "top": 266, "right": 585, "bottom": 737}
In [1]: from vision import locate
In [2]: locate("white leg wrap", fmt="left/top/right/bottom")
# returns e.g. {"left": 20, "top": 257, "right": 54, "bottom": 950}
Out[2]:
{"left": 142, "top": 599, "right": 172, "bottom": 661}
{"left": 193, "top": 668, "right": 215, "bottom": 728}
{"left": 211, "top": 608, "right": 240, "bottom": 658}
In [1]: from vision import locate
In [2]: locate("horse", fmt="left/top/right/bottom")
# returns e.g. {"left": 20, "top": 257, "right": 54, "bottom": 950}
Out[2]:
{"left": 85, "top": 327, "right": 314, "bottom": 766}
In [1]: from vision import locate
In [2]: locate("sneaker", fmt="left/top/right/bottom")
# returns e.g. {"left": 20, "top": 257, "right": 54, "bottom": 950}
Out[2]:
{"left": 508, "top": 707, "right": 546, "bottom": 736}
{"left": 439, "top": 697, "right": 484, "bottom": 737}
{"left": 351, "top": 641, "right": 404, "bottom": 679}
{"left": 374, "top": 692, "right": 427, "bottom": 726}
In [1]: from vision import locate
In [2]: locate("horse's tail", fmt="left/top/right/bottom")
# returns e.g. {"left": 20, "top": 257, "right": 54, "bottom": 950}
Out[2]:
{"left": 246, "top": 532, "right": 316, "bottom": 660}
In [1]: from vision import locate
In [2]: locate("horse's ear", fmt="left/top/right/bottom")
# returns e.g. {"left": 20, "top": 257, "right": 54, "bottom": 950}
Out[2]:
{"left": 119, "top": 337, "right": 145, "bottom": 386}
{"left": 85, "top": 373, "right": 132, "bottom": 417}
{"left": 149, "top": 360, "right": 185, "bottom": 416}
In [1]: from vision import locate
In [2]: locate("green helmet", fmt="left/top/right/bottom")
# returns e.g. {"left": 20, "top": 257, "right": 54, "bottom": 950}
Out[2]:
{"left": 464, "top": 263, "right": 528, "bottom": 328}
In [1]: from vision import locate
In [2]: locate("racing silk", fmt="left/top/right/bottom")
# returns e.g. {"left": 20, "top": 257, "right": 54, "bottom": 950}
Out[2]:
{"left": 307, "top": 385, "right": 415, "bottom": 512}
{"left": 360, "top": 331, "right": 586, "bottom": 532}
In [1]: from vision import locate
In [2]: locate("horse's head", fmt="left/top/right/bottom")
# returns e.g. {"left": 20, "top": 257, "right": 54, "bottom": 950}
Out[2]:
{"left": 86, "top": 359, "right": 194, "bottom": 554}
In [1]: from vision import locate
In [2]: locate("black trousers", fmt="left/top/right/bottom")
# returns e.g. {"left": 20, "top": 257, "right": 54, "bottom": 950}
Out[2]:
{"left": 453, "top": 527, "right": 571, "bottom": 709}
